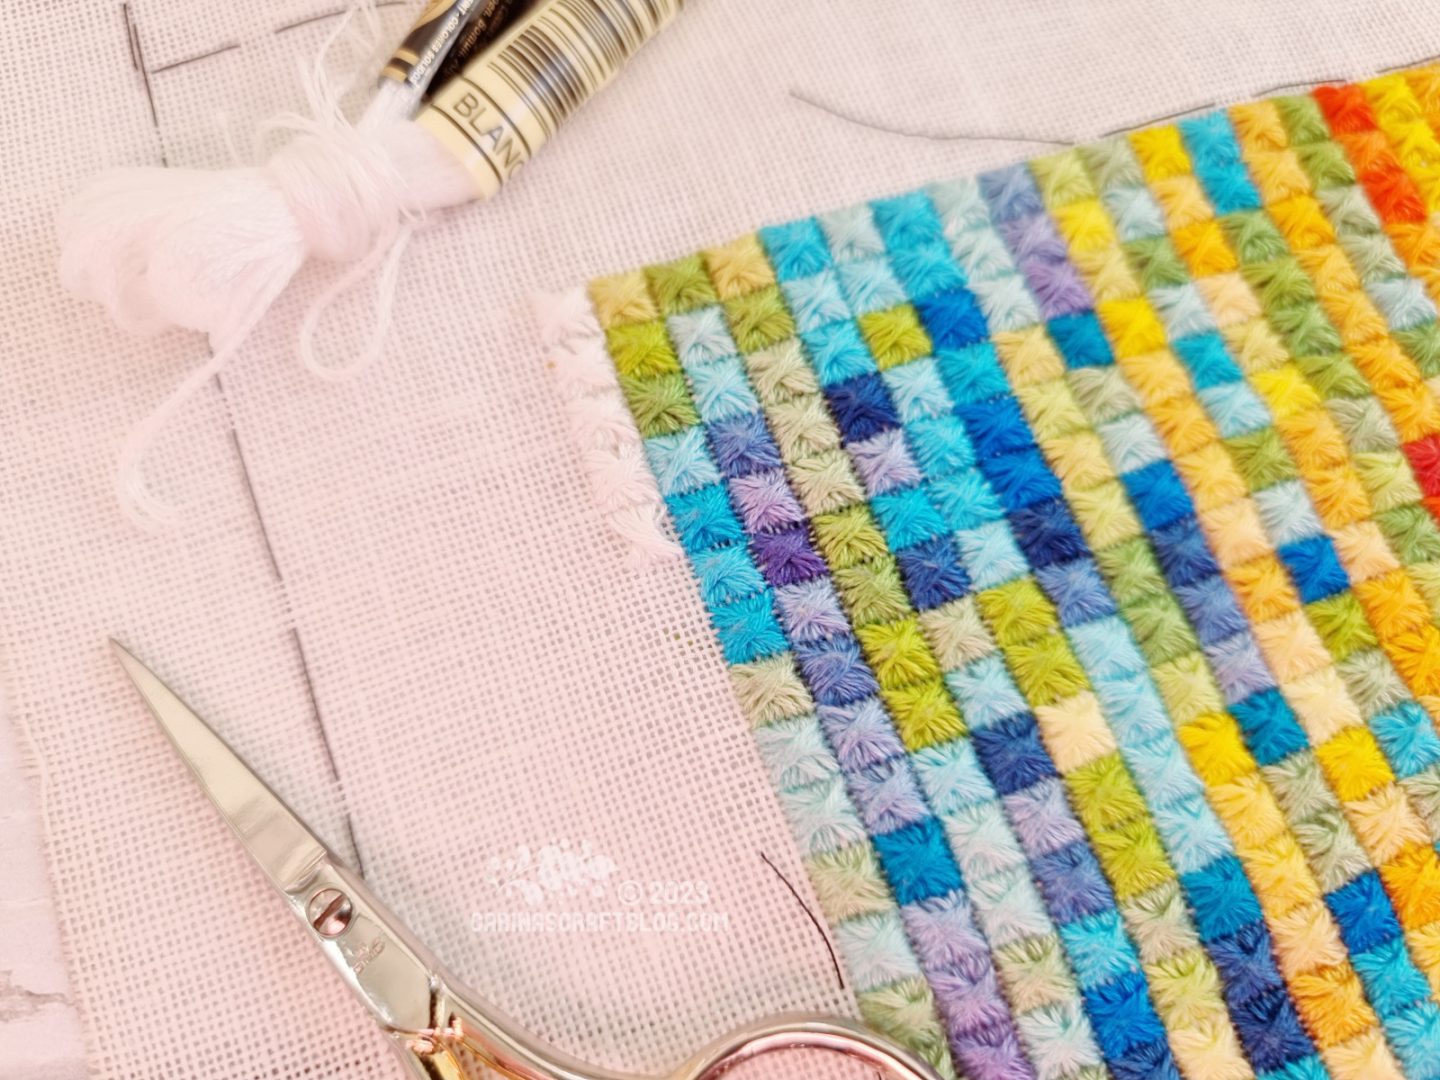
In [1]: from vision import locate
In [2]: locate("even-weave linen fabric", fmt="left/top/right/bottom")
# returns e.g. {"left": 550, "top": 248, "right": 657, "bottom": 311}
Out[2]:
{"left": 562, "top": 69, "right": 1440, "bottom": 1080}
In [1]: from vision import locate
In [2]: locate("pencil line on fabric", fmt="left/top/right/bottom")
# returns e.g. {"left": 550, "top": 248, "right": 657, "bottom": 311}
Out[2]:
{"left": 215, "top": 374, "right": 368, "bottom": 877}
{"left": 788, "top": 88, "right": 1074, "bottom": 147}
{"left": 121, "top": 3, "right": 163, "bottom": 157}
{"left": 759, "top": 850, "right": 845, "bottom": 991}
{"left": 277, "top": 0, "right": 406, "bottom": 35}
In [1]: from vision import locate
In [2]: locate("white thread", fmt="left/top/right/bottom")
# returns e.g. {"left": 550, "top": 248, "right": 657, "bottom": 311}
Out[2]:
{"left": 55, "top": 8, "right": 476, "bottom": 527}
{"left": 535, "top": 287, "right": 681, "bottom": 565}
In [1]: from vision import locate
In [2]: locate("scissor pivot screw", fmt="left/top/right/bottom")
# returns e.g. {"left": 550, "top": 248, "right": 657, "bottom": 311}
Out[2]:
{"left": 307, "top": 888, "right": 353, "bottom": 937}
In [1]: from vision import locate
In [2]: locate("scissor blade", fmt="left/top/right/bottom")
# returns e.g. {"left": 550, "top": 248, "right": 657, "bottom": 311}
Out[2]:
{"left": 110, "top": 640, "right": 328, "bottom": 895}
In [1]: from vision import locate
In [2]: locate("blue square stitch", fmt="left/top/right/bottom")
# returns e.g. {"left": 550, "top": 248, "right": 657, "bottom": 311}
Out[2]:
{"left": 759, "top": 218, "right": 832, "bottom": 280}
{"left": 824, "top": 373, "right": 901, "bottom": 443}
{"left": 872, "top": 817, "right": 964, "bottom": 904}
{"left": 1049, "top": 311, "right": 1114, "bottom": 369}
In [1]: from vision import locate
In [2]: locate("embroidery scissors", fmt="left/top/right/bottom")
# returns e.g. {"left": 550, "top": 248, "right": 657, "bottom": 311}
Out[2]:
{"left": 111, "top": 641, "right": 941, "bottom": 1080}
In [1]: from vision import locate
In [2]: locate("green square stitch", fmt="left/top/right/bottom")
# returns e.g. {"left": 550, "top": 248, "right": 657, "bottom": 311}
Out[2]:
{"left": 978, "top": 579, "right": 1059, "bottom": 647}
{"left": 812, "top": 505, "right": 889, "bottom": 569}
{"left": 1079, "top": 137, "right": 1144, "bottom": 190}
{"left": 1092, "top": 817, "right": 1173, "bottom": 901}
{"left": 606, "top": 320, "right": 681, "bottom": 378}
{"left": 1006, "top": 632, "right": 1087, "bottom": 707}
{"left": 1225, "top": 428, "right": 1298, "bottom": 490}
{"left": 1377, "top": 504, "right": 1440, "bottom": 564}
{"left": 834, "top": 556, "right": 912, "bottom": 627}
{"left": 1066, "top": 367, "right": 1140, "bottom": 424}
{"left": 858, "top": 617, "right": 942, "bottom": 691}
{"left": 1221, "top": 211, "right": 1289, "bottom": 264}
{"left": 644, "top": 255, "right": 718, "bottom": 315}
{"left": 1124, "top": 237, "right": 1190, "bottom": 291}
{"left": 1095, "top": 538, "right": 1165, "bottom": 602}
{"left": 1242, "top": 256, "right": 1317, "bottom": 311}
{"left": 1296, "top": 352, "right": 1370, "bottom": 400}
{"left": 1274, "top": 302, "right": 1341, "bottom": 356}
{"left": 1066, "top": 753, "right": 1146, "bottom": 833}
{"left": 1275, "top": 95, "right": 1331, "bottom": 146}
{"left": 859, "top": 305, "right": 932, "bottom": 370}
{"left": 1032, "top": 149, "right": 1097, "bottom": 206}
{"left": 725, "top": 286, "right": 797, "bottom": 353}
{"left": 1122, "top": 592, "right": 1199, "bottom": 667}
{"left": 619, "top": 372, "right": 699, "bottom": 437}
{"left": 1397, "top": 323, "right": 1440, "bottom": 378}
{"left": 1305, "top": 593, "right": 1379, "bottom": 661}
{"left": 1295, "top": 140, "right": 1356, "bottom": 190}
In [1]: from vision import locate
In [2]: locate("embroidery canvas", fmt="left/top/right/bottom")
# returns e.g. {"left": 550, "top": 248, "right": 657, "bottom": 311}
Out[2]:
{"left": 547, "top": 69, "right": 1440, "bottom": 1080}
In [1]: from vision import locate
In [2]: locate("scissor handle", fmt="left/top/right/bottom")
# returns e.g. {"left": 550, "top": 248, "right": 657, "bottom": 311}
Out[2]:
{"left": 402, "top": 993, "right": 943, "bottom": 1080}
{"left": 671, "top": 1013, "right": 944, "bottom": 1080}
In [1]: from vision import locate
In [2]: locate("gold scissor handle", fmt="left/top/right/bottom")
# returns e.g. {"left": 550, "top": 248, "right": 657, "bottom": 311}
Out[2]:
{"left": 404, "top": 994, "right": 942, "bottom": 1080}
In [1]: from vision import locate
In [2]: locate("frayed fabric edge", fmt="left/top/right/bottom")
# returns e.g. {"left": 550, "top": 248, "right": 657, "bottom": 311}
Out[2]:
{"left": 533, "top": 286, "right": 682, "bottom": 565}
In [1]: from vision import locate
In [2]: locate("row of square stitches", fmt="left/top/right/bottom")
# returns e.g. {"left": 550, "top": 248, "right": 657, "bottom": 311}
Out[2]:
{"left": 580, "top": 64, "right": 1440, "bottom": 1080}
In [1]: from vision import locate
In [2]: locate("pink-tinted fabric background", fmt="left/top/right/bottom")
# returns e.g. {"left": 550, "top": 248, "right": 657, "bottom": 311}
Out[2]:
{"left": 6, "top": 1, "right": 1440, "bottom": 1077}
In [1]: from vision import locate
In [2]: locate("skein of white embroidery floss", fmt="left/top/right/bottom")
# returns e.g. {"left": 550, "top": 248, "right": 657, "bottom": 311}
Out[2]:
{"left": 56, "top": 0, "right": 684, "bottom": 528}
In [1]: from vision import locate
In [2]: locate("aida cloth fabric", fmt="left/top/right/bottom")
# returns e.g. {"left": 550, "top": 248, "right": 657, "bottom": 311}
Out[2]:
{"left": 13, "top": 4, "right": 1440, "bottom": 1080}
{"left": 555, "top": 70, "right": 1440, "bottom": 1080}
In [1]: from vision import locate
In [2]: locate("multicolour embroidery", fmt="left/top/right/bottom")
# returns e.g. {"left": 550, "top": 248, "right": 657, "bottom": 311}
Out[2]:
{"left": 555, "top": 68, "right": 1440, "bottom": 1080}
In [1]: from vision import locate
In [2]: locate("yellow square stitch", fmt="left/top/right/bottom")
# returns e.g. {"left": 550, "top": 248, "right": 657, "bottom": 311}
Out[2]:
{"left": 1252, "top": 364, "right": 1323, "bottom": 420}
{"left": 1096, "top": 298, "right": 1167, "bottom": 359}
{"left": 1322, "top": 1028, "right": 1402, "bottom": 1080}
{"left": 1151, "top": 175, "right": 1213, "bottom": 231}
{"left": 1175, "top": 443, "right": 1247, "bottom": 510}
{"left": 1151, "top": 653, "right": 1225, "bottom": 724}
{"left": 589, "top": 269, "right": 658, "bottom": 327}
{"left": 704, "top": 233, "right": 775, "bottom": 299}
{"left": 978, "top": 579, "right": 1058, "bottom": 646}
{"left": 1016, "top": 380, "right": 1088, "bottom": 442}
{"left": 1147, "top": 951, "right": 1224, "bottom": 1030}
{"left": 1284, "top": 666, "right": 1365, "bottom": 744}
{"left": 1032, "top": 148, "right": 1097, "bottom": 207}
{"left": 1320, "top": 522, "right": 1396, "bottom": 585}
{"left": 1008, "top": 634, "right": 1089, "bottom": 708}
{"left": 1200, "top": 499, "right": 1272, "bottom": 566}
{"left": 1348, "top": 783, "right": 1429, "bottom": 863}
{"left": 1053, "top": 199, "right": 1115, "bottom": 253}
{"left": 1252, "top": 610, "right": 1331, "bottom": 682}
{"left": 1269, "top": 900, "right": 1348, "bottom": 978}
{"left": 883, "top": 679, "right": 965, "bottom": 751}
{"left": 1305, "top": 465, "right": 1376, "bottom": 531}
{"left": 805, "top": 845, "right": 893, "bottom": 922}
{"left": 1035, "top": 691, "right": 1115, "bottom": 772}
{"left": 1208, "top": 773, "right": 1288, "bottom": 849}
{"left": 1248, "top": 151, "right": 1315, "bottom": 207}
{"left": 1173, "top": 218, "right": 1238, "bottom": 278}
{"left": 1229, "top": 100, "right": 1288, "bottom": 152}
{"left": 1070, "top": 480, "right": 1143, "bottom": 548}
{"left": 1117, "top": 349, "right": 1191, "bottom": 408}
{"left": 856, "top": 617, "right": 942, "bottom": 691}
{"left": 1228, "top": 552, "right": 1302, "bottom": 623}
{"left": 1148, "top": 393, "right": 1218, "bottom": 457}
{"left": 1223, "top": 321, "right": 1288, "bottom": 378}
{"left": 1075, "top": 244, "right": 1141, "bottom": 304}
{"left": 994, "top": 327, "right": 1065, "bottom": 385}
{"left": 1194, "top": 272, "right": 1261, "bottom": 327}
{"left": 1169, "top": 1016, "right": 1250, "bottom": 1080}
{"left": 1131, "top": 125, "right": 1192, "bottom": 181}
{"left": 1044, "top": 431, "right": 1115, "bottom": 490}
{"left": 1245, "top": 834, "right": 1319, "bottom": 918}
{"left": 1177, "top": 712, "right": 1252, "bottom": 787}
